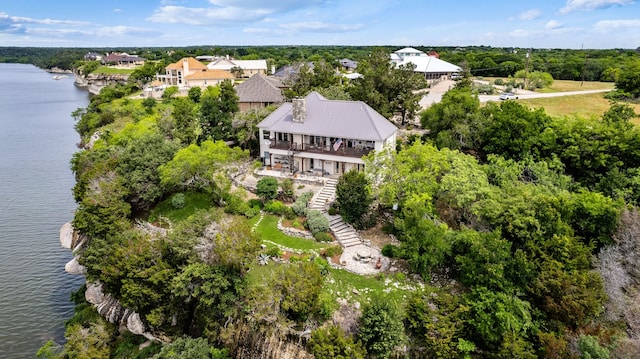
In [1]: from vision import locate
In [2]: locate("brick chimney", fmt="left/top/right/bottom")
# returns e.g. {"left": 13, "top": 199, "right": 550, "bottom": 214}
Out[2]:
{"left": 292, "top": 98, "right": 305, "bottom": 123}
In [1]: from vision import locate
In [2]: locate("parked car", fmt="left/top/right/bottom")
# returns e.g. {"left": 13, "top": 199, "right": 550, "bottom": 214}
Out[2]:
{"left": 451, "top": 73, "right": 462, "bottom": 80}
{"left": 499, "top": 92, "right": 518, "bottom": 100}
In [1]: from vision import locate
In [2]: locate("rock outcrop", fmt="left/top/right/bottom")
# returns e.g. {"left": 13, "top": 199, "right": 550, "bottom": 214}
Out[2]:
{"left": 74, "top": 73, "right": 129, "bottom": 95}
{"left": 85, "top": 282, "right": 154, "bottom": 340}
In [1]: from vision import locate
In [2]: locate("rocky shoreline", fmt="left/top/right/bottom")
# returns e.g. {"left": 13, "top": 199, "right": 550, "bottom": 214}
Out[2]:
{"left": 59, "top": 222, "right": 155, "bottom": 341}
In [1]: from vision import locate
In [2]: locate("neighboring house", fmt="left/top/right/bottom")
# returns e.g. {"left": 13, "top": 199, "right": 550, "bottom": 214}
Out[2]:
{"left": 273, "top": 62, "right": 315, "bottom": 81}
{"left": 207, "top": 57, "right": 268, "bottom": 77}
{"left": 339, "top": 58, "right": 358, "bottom": 72}
{"left": 235, "top": 74, "right": 285, "bottom": 112}
{"left": 84, "top": 52, "right": 102, "bottom": 61}
{"left": 102, "top": 52, "right": 145, "bottom": 67}
{"left": 257, "top": 92, "right": 397, "bottom": 176}
{"left": 391, "top": 47, "right": 461, "bottom": 80}
{"left": 157, "top": 57, "right": 234, "bottom": 88}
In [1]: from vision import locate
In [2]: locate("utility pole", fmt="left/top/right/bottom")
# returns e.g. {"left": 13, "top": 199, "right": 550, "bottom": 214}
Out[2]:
{"left": 524, "top": 49, "right": 531, "bottom": 90}
{"left": 580, "top": 44, "right": 588, "bottom": 87}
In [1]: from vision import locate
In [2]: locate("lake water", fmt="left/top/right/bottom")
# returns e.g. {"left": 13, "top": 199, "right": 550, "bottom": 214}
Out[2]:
{"left": 0, "top": 63, "right": 89, "bottom": 358}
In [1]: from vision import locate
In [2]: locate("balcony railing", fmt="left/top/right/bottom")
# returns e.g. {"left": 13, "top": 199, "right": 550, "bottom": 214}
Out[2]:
{"left": 269, "top": 140, "right": 373, "bottom": 158}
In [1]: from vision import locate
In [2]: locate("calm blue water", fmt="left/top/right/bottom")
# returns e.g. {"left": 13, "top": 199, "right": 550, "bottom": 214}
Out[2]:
{"left": 0, "top": 63, "right": 89, "bottom": 358}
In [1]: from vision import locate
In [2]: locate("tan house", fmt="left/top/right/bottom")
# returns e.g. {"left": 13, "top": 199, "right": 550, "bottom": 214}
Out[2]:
{"left": 257, "top": 92, "right": 397, "bottom": 176}
{"left": 235, "top": 74, "right": 285, "bottom": 112}
{"left": 207, "top": 58, "right": 268, "bottom": 78}
{"left": 157, "top": 57, "right": 234, "bottom": 88}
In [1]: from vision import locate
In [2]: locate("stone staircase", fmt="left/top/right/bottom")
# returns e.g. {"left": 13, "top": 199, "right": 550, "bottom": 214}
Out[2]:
{"left": 309, "top": 178, "right": 362, "bottom": 248}
{"left": 309, "top": 178, "right": 337, "bottom": 211}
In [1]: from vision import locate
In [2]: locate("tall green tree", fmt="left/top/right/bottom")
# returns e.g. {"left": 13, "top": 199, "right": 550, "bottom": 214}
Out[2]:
{"left": 358, "top": 297, "right": 405, "bottom": 359}
{"left": 336, "top": 170, "right": 371, "bottom": 225}
{"left": 200, "top": 80, "right": 239, "bottom": 141}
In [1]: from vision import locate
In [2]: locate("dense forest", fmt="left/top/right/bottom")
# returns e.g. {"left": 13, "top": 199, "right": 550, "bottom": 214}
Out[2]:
{"left": 24, "top": 46, "right": 640, "bottom": 358}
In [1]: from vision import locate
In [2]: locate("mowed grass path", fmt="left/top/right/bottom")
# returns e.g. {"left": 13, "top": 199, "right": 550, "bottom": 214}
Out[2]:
{"left": 519, "top": 92, "right": 640, "bottom": 123}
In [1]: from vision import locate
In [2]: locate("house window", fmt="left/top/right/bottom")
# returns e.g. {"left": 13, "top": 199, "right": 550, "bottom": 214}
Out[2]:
{"left": 277, "top": 133, "right": 289, "bottom": 141}
{"left": 263, "top": 131, "right": 270, "bottom": 139}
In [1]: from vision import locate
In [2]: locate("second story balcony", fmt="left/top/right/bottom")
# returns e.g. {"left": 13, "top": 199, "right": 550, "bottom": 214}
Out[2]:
{"left": 269, "top": 139, "right": 373, "bottom": 158}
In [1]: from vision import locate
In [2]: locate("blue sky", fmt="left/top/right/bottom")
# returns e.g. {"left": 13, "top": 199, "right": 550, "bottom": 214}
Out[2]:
{"left": 1, "top": 0, "right": 638, "bottom": 49}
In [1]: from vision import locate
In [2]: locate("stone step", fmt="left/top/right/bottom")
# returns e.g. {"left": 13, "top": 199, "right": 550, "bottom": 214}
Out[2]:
{"left": 341, "top": 240, "right": 361, "bottom": 247}
{"left": 332, "top": 223, "right": 350, "bottom": 231}
{"left": 329, "top": 217, "right": 342, "bottom": 225}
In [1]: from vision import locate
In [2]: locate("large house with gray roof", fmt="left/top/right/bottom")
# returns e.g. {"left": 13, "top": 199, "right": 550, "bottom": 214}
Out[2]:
{"left": 257, "top": 92, "right": 397, "bottom": 176}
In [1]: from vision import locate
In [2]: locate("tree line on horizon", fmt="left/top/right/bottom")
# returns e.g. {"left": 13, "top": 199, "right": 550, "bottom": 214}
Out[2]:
{"left": 1, "top": 45, "right": 639, "bottom": 82}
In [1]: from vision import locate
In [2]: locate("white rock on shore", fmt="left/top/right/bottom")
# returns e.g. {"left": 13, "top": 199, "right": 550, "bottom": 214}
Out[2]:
{"left": 59, "top": 222, "right": 74, "bottom": 250}
{"left": 65, "top": 256, "right": 86, "bottom": 275}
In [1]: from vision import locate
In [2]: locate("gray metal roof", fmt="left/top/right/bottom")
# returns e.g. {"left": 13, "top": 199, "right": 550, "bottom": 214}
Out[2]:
{"left": 258, "top": 92, "right": 398, "bottom": 141}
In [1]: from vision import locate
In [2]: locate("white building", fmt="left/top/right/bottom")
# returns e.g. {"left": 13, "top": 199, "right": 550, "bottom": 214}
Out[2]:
{"left": 391, "top": 47, "right": 462, "bottom": 80}
{"left": 257, "top": 92, "right": 398, "bottom": 177}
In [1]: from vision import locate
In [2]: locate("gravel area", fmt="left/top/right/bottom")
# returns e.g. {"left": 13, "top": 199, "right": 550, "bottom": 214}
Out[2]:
{"left": 339, "top": 244, "right": 389, "bottom": 275}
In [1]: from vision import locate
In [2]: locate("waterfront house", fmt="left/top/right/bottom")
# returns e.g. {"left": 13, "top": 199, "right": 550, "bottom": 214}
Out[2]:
{"left": 157, "top": 57, "right": 234, "bottom": 89}
{"left": 257, "top": 92, "right": 397, "bottom": 176}
{"left": 235, "top": 74, "right": 285, "bottom": 112}
{"left": 102, "top": 52, "right": 145, "bottom": 67}
{"left": 207, "top": 57, "right": 268, "bottom": 78}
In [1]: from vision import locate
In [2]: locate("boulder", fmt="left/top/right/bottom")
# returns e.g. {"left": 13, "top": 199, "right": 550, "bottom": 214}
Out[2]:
{"left": 126, "top": 312, "right": 146, "bottom": 335}
{"left": 85, "top": 282, "right": 105, "bottom": 305}
{"left": 59, "top": 222, "right": 74, "bottom": 249}
{"left": 64, "top": 256, "right": 86, "bottom": 275}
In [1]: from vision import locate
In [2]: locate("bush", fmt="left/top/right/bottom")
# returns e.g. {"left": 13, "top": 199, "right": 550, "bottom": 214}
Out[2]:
{"left": 257, "top": 177, "right": 279, "bottom": 202}
{"left": 306, "top": 210, "right": 330, "bottom": 235}
{"left": 314, "top": 232, "right": 334, "bottom": 242}
{"left": 323, "top": 245, "right": 343, "bottom": 257}
{"left": 247, "top": 198, "right": 263, "bottom": 209}
{"left": 224, "top": 193, "right": 249, "bottom": 215}
{"left": 292, "top": 201, "right": 308, "bottom": 217}
{"left": 328, "top": 206, "right": 338, "bottom": 215}
{"left": 244, "top": 205, "right": 260, "bottom": 218}
{"left": 280, "top": 178, "right": 295, "bottom": 201}
{"left": 494, "top": 78, "right": 504, "bottom": 85}
{"left": 264, "top": 200, "right": 291, "bottom": 216}
{"left": 171, "top": 193, "right": 186, "bottom": 209}
{"left": 266, "top": 246, "right": 281, "bottom": 258}
{"left": 354, "top": 211, "right": 377, "bottom": 230}
{"left": 381, "top": 244, "right": 400, "bottom": 258}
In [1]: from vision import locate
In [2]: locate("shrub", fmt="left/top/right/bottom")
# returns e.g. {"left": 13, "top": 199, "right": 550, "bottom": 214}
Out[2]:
{"left": 381, "top": 244, "right": 400, "bottom": 258}
{"left": 171, "top": 193, "right": 186, "bottom": 209}
{"left": 280, "top": 178, "right": 295, "bottom": 201}
{"left": 224, "top": 193, "right": 249, "bottom": 215}
{"left": 323, "top": 245, "right": 343, "bottom": 258}
{"left": 264, "top": 200, "right": 291, "bottom": 216}
{"left": 292, "top": 201, "right": 308, "bottom": 217}
{"left": 328, "top": 206, "right": 337, "bottom": 215}
{"left": 266, "top": 247, "right": 281, "bottom": 258}
{"left": 247, "top": 198, "right": 263, "bottom": 209}
{"left": 314, "top": 232, "right": 334, "bottom": 242}
{"left": 257, "top": 177, "right": 279, "bottom": 202}
{"left": 494, "top": 78, "right": 504, "bottom": 85}
{"left": 307, "top": 210, "right": 330, "bottom": 235}
{"left": 244, "top": 205, "right": 260, "bottom": 218}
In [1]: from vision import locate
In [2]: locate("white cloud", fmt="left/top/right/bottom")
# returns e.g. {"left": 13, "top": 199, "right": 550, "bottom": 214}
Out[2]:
{"left": 244, "top": 21, "right": 363, "bottom": 37}
{"left": 594, "top": 19, "right": 640, "bottom": 32}
{"left": 149, "top": 0, "right": 327, "bottom": 25}
{"left": 113, "top": 9, "right": 122, "bottom": 13}
{"left": 546, "top": 20, "right": 563, "bottom": 29}
{"left": 279, "top": 21, "right": 363, "bottom": 32}
{"left": 517, "top": 9, "right": 542, "bottom": 21}
{"left": 147, "top": 5, "right": 270, "bottom": 24}
{"left": 9, "top": 15, "right": 89, "bottom": 26}
{"left": 559, "top": 0, "right": 634, "bottom": 14}
{"left": 95, "top": 26, "right": 162, "bottom": 37}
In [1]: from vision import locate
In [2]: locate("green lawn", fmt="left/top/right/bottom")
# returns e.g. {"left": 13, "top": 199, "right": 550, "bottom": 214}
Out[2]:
{"left": 148, "top": 191, "right": 212, "bottom": 224}
{"left": 519, "top": 92, "right": 640, "bottom": 121}
{"left": 324, "top": 268, "right": 417, "bottom": 304}
{"left": 254, "top": 214, "right": 328, "bottom": 251}
{"left": 92, "top": 66, "right": 135, "bottom": 75}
